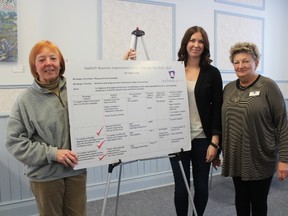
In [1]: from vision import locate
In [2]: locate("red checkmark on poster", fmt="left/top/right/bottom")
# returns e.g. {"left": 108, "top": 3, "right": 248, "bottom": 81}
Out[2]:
{"left": 97, "top": 140, "right": 105, "bottom": 149}
{"left": 99, "top": 154, "right": 107, "bottom": 160}
{"left": 96, "top": 126, "right": 103, "bottom": 136}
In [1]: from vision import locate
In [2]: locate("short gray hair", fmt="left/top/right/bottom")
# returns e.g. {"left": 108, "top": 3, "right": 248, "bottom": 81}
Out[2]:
{"left": 229, "top": 42, "right": 260, "bottom": 63}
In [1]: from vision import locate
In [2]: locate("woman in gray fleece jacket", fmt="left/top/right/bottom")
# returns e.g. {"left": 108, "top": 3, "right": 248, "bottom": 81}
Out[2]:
{"left": 6, "top": 40, "right": 87, "bottom": 216}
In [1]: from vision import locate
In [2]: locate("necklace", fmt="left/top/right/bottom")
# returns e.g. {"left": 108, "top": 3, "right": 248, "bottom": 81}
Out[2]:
{"left": 237, "top": 75, "right": 260, "bottom": 90}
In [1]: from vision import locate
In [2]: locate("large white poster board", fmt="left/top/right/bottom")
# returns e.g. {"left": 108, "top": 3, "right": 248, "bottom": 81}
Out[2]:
{"left": 66, "top": 60, "right": 191, "bottom": 169}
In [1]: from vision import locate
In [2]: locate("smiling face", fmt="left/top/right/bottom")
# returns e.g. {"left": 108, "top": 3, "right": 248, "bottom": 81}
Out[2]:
{"left": 35, "top": 47, "right": 61, "bottom": 84}
{"left": 232, "top": 52, "right": 259, "bottom": 84}
{"left": 186, "top": 31, "right": 204, "bottom": 59}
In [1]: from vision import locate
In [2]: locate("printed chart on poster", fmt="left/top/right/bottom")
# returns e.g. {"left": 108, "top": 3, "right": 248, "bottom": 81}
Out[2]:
{"left": 66, "top": 60, "right": 191, "bottom": 169}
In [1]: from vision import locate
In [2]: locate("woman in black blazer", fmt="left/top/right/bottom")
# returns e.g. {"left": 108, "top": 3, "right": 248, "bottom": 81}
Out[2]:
{"left": 169, "top": 26, "right": 223, "bottom": 216}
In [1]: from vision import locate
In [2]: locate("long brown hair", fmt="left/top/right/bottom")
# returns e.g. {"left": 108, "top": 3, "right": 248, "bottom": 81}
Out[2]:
{"left": 177, "top": 26, "right": 212, "bottom": 68}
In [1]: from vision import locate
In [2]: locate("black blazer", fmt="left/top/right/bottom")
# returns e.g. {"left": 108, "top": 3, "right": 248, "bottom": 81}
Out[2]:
{"left": 194, "top": 64, "right": 223, "bottom": 141}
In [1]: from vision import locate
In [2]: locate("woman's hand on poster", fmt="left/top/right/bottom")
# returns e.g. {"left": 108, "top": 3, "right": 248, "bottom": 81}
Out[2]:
{"left": 57, "top": 149, "right": 78, "bottom": 168}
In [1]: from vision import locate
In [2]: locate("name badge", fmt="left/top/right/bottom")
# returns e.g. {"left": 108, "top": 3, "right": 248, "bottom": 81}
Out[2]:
{"left": 249, "top": 91, "right": 260, "bottom": 97}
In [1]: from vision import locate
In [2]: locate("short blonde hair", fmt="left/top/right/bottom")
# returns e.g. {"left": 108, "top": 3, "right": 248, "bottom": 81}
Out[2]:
{"left": 29, "top": 40, "right": 65, "bottom": 78}
{"left": 229, "top": 42, "right": 260, "bottom": 63}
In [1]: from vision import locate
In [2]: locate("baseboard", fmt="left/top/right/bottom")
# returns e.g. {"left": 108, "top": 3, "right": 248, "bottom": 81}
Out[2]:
{"left": 0, "top": 167, "right": 221, "bottom": 215}
{"left": 0, "top": 171, "right": 174, "bottom": 216}
{"left": 86, "top": 170, "right": 174, "bottom": 202}
{"left": 0, "top": 198, "right": 38, "bottom": 216}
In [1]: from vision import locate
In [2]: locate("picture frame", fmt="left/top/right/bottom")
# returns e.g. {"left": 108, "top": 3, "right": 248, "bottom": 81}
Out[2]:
{"left": 215, "top": 0, "right": 265, "bottom": 10}
{"left": 214, "top": 10, "right": 264, "bottom": 73}
{"left": 99, "top": 0, "right": 176, "bottom": 61}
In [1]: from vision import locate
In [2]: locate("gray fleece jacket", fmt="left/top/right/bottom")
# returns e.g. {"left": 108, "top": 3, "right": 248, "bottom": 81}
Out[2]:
{"left": 6, "top": 76, "right": 85, "bottom": 182}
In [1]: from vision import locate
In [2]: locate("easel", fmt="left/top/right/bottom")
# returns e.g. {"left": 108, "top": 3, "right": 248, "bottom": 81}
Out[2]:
{"left": 100, "top": 28, "right": 197, "bottom": 215}
{"left": 100, "top": 150, "right": 198, "bottom": 216}
{"left": 130, "top": 27, "right": 150, "bottom": 60}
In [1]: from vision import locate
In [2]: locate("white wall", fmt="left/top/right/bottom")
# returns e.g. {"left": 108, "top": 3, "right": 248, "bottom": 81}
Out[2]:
{"left": 263, "top": 0, "right": 288, "bottom": 80}
{"left": 1, "top": 0, "right": 288, "bottom": 111}
{"left": 1, "top": 0, "right": 288, "bottom": 84}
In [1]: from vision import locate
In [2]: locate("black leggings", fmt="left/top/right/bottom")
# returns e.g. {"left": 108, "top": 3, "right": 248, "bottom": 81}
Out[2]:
{"left": 232, "top": 176, "right": 273, "bottom": 216}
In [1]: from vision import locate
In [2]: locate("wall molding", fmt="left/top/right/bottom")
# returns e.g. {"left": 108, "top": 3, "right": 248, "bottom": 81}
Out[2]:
{"left": 0, "top": 170, "right": 175, "bottom": 216}
{"left": 215, "top": 0, "right": 265, "bottom": 10}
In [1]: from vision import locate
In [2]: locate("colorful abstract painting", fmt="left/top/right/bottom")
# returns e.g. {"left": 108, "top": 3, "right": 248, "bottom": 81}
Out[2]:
{"left": 0, "top": 0, "right": 17, "bottom": 62}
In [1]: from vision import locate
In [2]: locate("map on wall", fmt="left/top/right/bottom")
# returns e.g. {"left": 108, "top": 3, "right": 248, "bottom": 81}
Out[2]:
{"left": 0, "top": 0, "right": 17, "bottom": 62}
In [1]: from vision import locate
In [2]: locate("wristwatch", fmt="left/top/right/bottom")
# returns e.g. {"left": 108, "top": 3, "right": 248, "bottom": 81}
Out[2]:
{"left": 210, "top": 142, "right": 219, "bottom": 149}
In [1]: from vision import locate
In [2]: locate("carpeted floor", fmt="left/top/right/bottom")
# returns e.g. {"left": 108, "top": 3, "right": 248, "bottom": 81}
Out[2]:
{"left": 87, "top": 174, "right": 288, "bottom": 216}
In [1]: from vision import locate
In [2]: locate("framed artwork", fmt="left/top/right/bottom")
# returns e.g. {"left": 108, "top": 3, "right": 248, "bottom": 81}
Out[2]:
{"left": 215, "top": 0, "right": 265, "bottom": 10}
{"left": 214, "top": 10, "right": 264, "bottom": 73}
{"left": 99, "top": 0, "right": 175, "bottom": 61}
{"left": 0, "top": 0, "right": 17, "bottom": 62}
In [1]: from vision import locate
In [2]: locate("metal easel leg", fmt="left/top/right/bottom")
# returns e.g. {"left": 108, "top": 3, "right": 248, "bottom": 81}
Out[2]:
{"left": 209, "top": 163, "right": 213, "bottom": 189}
{"left": 114, "top": 163, "right": 123, "bottom": 216}
{"left": 101, "top": 161, "right": 121, "bottom": 216}
{"left": 140, "top": 36, "right": 150, "bottom": 60}
{"left": 174, "top": 153, "right": 198, "bottom": 216}
{"left": 130, "top": 27, "right": 150, "bottom": 60}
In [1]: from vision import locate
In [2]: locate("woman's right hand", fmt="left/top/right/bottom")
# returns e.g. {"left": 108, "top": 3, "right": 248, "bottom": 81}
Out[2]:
{"left": 123, "top": 49, "right": 136, "bottom": 60}
{"left": 56, "top": 149, "right": 78, "bottom": 168}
